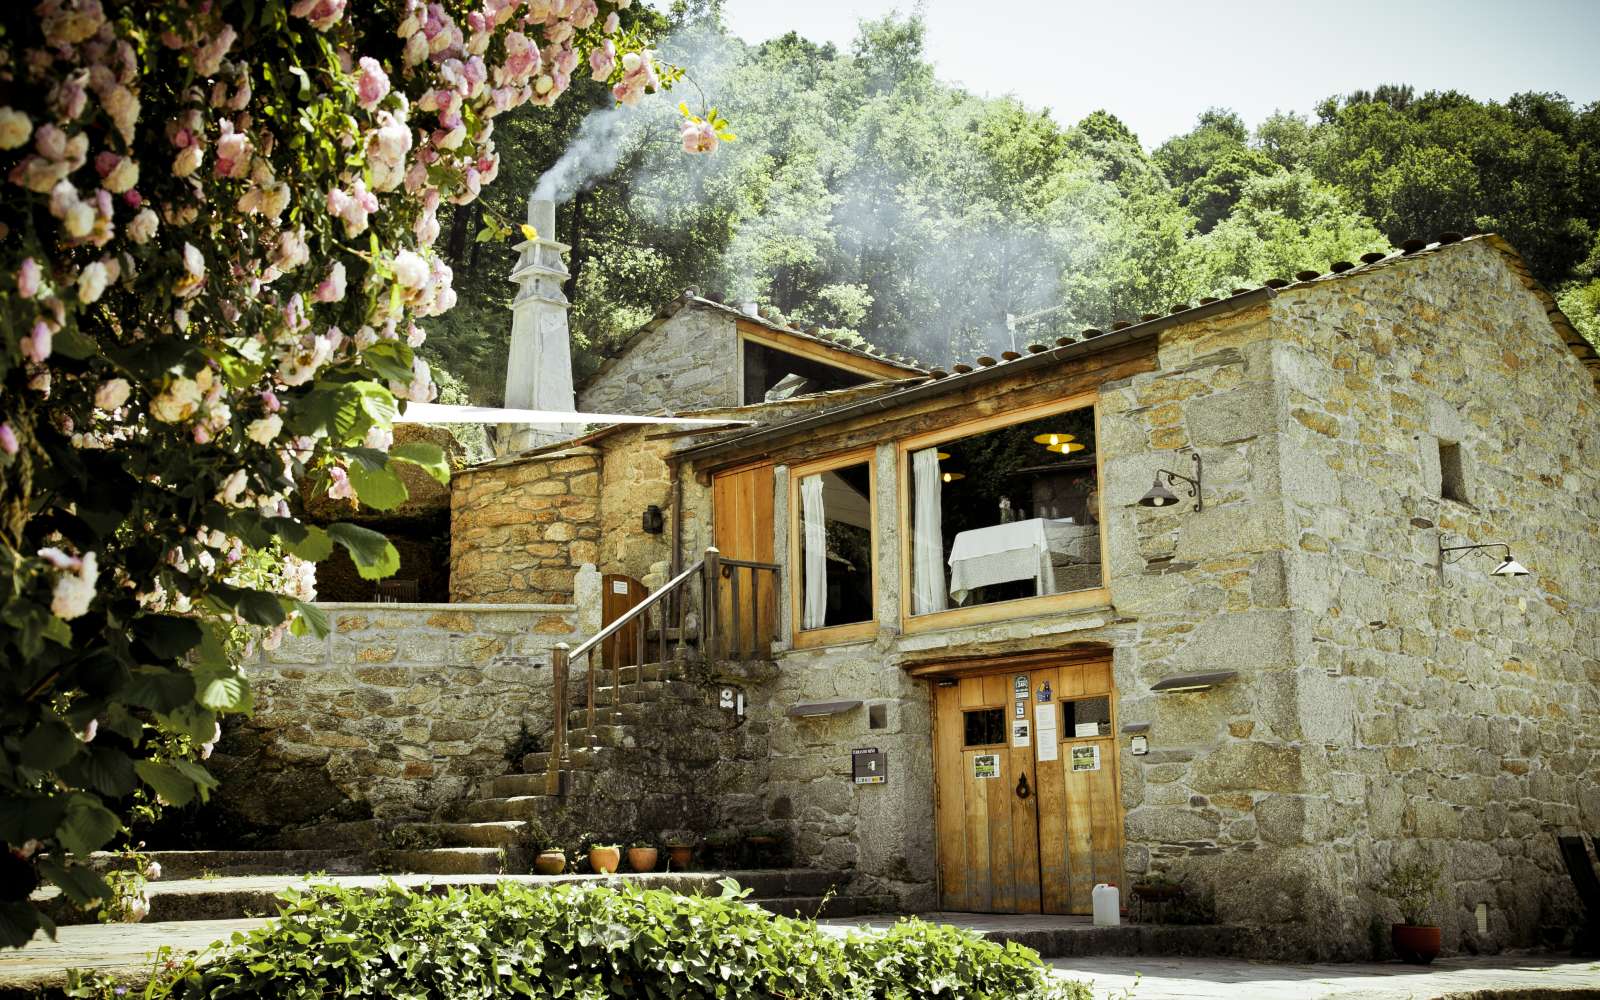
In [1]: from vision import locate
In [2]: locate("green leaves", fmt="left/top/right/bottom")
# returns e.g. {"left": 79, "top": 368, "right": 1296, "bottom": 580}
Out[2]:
{"left": 326, "top": 523, "right": 401, "bottom": 579}
{"left": 54, "top": 794, "right": 120, "bottom": 856}
{"left": 345, "top": 460, "right": 409, "bottom": 511}
{"left": 291, "top": 381, "right": 398, "bottom": 445}
{"left": 389, "top": 442, "right": 450, "bottom": 486}
{"left": 19, "top": 717, "right": 81, "bottom": 772}
{"left": 361, "top": 341, "right": 416, "bottom": 384}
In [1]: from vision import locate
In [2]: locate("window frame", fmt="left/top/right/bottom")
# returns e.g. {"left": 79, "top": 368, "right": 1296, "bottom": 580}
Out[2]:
{"left": 788, "top": 446, "right": 880, "bottom": 649}
{"left": 896, "top": 391, "right": 1110, "bottom": 636}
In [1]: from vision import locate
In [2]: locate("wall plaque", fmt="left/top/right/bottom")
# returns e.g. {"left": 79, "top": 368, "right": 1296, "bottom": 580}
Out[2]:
{"left": 973, "top": 753, "right": 1000, "bottom": 779}
{"left": 851, "top": 747, "right": 886, "bottom": 784}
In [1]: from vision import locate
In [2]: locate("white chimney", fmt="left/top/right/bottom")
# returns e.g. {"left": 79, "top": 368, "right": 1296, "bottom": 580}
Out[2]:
{"left": 500, "top": 195, "right": 577, "bottom": 453}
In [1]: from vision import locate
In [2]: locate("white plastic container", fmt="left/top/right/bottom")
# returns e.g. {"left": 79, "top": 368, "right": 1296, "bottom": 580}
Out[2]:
{"left": 1091, "top": 883, "right": 1120, "bottom": 926}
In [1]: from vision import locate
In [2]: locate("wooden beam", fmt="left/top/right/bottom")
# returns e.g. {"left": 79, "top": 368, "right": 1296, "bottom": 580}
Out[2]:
{"left": 737, "top": 321, "right": 922, "bottom": 382}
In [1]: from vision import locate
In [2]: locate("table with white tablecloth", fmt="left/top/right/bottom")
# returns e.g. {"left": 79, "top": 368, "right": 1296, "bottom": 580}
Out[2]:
{"left": 947, "top": 517, "right": 1093, "bottom": 604}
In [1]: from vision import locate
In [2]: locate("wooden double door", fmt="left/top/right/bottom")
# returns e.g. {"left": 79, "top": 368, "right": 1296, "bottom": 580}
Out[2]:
{"left": 932, "top": 659, "right": 1123, "bottom": 914}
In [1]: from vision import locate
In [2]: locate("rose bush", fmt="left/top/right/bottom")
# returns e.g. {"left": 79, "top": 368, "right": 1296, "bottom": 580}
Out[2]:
{"left": 0, "top": 0, "right": 685, "bottom": 946}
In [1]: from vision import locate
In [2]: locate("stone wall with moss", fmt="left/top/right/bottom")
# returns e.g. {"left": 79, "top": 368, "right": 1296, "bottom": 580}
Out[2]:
{"left": 450, "top": 448, "right": 600, "bottom": 603}
{"left": 218, "top": 602, "right": 579, "bottom": 825}
{"left": 1267, "top": 239, "right": 1600, "bottom": 954}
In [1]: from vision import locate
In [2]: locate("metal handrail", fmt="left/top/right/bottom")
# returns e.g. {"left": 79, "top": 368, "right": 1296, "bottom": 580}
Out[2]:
{"left": 543, "top": 547, "right": 781, "bottom": 795}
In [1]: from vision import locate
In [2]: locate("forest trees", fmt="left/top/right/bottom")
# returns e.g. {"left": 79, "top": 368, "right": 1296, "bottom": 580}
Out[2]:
{"left": 425, "top": 10, "right": 1599, "bottom": 399}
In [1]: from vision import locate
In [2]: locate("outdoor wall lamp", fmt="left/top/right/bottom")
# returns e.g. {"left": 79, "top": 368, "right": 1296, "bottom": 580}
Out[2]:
{"left": 1150, "top": 670, "right": 1237, "bottom": 693}
{"left": 1439, "top": 539, "right": 1529, "bottom": 578}
{"left": 641, "top": 504, "right": 665, "bottom": 534}
{"left": 1137, "top": 450, "right": 1203, "bottom": 512}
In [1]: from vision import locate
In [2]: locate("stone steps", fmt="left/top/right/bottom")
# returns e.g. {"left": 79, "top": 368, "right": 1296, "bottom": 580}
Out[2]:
{"left": 37, "top": 869, "right": 865, "bottom": 927}
{"left": 377, "top": 847, "right": 521, "bottom": 875}
{"left": 408, "top": 820, "right": 528, "bottom": 848}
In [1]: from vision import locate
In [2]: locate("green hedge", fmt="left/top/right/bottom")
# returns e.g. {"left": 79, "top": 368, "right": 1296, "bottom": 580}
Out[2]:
{"left": 68, "top": 879, "right": 1089, "bottom": 999}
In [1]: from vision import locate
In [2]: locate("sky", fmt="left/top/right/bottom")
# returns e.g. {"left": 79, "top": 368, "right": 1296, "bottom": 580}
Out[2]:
{"left": 719, "top": 0, "right": 1600, "bottom": 147}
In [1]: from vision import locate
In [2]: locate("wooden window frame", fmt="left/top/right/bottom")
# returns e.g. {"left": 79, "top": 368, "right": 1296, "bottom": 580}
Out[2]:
{"left": 788, "top": 446, "right": 880, "bottom": 649}
{"left": 896, "top": 391, "right": 1110, "bottom": 636}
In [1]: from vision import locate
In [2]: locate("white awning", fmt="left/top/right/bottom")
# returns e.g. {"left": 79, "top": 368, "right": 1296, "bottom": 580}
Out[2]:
{"left": 395, "top": 402, "right": 749, "bottom": 427}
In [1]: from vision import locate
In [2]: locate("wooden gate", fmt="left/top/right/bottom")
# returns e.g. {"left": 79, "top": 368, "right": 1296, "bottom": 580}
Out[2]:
{"left": 931, "top": 658, "right": 1122, "bottom": 914}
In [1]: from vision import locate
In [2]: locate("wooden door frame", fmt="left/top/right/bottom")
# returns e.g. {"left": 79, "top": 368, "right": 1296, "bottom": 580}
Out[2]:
{"left": 928, "top": 654, "right": 1124, "bottom": 913}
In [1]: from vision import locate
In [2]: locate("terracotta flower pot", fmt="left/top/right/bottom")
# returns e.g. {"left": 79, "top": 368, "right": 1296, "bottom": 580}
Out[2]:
{"left": 588, "top": 845, "right": 621, "bottom": 875}
{"left": 1391, "top": 923, "right": 1441, "bottom": 965}
{"left": 627, "top": 847, "right": 658, "bottom": 873}
{"left": 666, "top": 844, "right": 692, "bottom": 870}
{"left": 533, "top": 851, "right": 566, "bottom": 876}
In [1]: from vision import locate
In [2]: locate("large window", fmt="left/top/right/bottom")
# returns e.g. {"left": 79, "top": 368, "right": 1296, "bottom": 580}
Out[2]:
{"left": 790, "top": 452, "right": 876, "bottom": 646}
{"left": 904, "top": 396, "right": 1103, "bottom": 625}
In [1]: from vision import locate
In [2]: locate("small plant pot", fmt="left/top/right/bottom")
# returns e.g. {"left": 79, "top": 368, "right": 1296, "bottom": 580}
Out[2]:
{"left": 588, "top": 845, "right": 621, "bottom": 875}
{"left": 666, "top": 844, "right": 692, "bottom": 870}
{"left": 1391, "top": 923, "right": 1441, "bottom": 965}
{"left": 627, "top": 847, "right": 658, "bottom": 873}
{"left": 533, "top": 851, "right": 566, "bottom": 876}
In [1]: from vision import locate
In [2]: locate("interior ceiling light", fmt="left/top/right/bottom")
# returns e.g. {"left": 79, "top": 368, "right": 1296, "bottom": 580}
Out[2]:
{"left": 1137, "top": 450, "right": 1203, "bottom": 512}
{"left": 936, "top": 451, "right": 950, "bottom": 460}
{"left": 1032, "top": 433, "right": 1077, "bottom": 446}
{"left": 941, "top": 471, "right": 965, "bottom": 482}
{"left": 1046, "top": 441, "right": 1086, "bottom": 454}
{"left": 1440, "top": 539, "right": 1529, "bottom": 578}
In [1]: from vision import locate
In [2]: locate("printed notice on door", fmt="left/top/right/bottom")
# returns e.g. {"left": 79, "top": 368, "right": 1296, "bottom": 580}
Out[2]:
{"left": 1035, "top": 704, "right": 1058, "bottom": 762}
{"left": 1011, "top": 719, "right": 1031, "bottom": 748}
{"left": 1069, "top": 744, "right": 1101, "bottom": 772}
{"left": 973, "top": 753, "right": 1000, "bottom": 779}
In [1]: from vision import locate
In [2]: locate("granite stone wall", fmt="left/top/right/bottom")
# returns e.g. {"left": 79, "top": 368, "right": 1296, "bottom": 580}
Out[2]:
{"left": 578, "top": 307, "right": 740, "bottom": 415}
{"left": 450, "top": 447, "right": 600, "bottom": 603}
{"left": 1268, "top": 239, "right": 1600, "bottom": 953}
{"left": 220, "top": 602, "right": 579, "bottom": 824}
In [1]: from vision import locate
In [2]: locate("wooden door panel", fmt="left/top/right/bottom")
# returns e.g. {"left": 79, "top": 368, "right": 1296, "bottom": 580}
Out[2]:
{"left": 1034, "top": 667, "right": 1072, "bottom": 914}
{"left": 934, "top": 683, "right": 968, "bottom": 911}
{"left": 711, "top": 463, "right": 776, "bottom": 656}
{"left": 600, "top": 574, "right": 647, "bottom": 667}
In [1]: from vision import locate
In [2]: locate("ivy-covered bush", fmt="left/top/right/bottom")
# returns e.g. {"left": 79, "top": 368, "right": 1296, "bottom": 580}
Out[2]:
{"left": 66, "top": 879, "right": 1091, "bottom": 999}
{"left": 0, "top": 0, "right": 694, "bottom": 946}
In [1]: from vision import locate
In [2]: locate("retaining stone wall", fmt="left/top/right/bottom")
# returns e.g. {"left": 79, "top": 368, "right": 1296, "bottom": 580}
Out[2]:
{"left": 450, "top": 448, "right": 600, "bottom": 603}
{"left": 219, "top": 603, "right": 578, "bottom": 824}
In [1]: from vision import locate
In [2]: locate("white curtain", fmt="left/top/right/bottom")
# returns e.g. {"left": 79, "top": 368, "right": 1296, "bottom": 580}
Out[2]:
{"left": 912, "top": 448, "right": 948, "bottom": 615}
{"left": 800, "top": 473, "right": 828, "bottom": 629}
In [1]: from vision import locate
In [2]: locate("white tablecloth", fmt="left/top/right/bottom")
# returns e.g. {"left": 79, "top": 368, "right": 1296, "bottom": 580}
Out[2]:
{"left": 948, "top": 518, "right": 1081, "bottom": 603}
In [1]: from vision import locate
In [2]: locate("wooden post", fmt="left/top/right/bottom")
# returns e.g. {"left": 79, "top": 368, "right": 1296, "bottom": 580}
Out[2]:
{"left": 547, "top": 643, "right": 568, "bottom": 796}
{"left": 703, "top": 546, "right": 720, "bottom": 661}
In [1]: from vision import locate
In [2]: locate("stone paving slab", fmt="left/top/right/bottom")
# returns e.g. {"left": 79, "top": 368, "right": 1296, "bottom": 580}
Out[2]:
{"left": 0, "top": 918, "right": 266, "bottom": 991}
{"left": 1047, "top": 954, "right": 1600, "bottom": 999}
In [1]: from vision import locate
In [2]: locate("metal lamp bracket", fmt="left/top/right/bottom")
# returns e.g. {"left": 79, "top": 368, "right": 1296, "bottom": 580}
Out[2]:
{"left": 1155, "top": 451, "right": 1203, "bottom": 512}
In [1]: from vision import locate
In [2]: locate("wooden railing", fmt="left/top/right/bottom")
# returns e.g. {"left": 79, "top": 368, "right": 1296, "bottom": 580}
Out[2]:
{"left": 544, "top": 547, "right": 780, "bottom": 794}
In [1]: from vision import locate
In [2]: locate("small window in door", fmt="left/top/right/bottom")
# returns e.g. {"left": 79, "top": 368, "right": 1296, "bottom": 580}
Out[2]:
{"left": 963, "top": 708, "right": 1006, "bottom": 747}
{"left": 1062, "top": 696, "right": 1111, "bottom": 738}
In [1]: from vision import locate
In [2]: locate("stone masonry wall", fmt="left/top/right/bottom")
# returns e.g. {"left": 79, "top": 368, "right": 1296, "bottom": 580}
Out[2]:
{"left": 578, "top": 307, "right": 740, "bottom": 415}
{"left": 451, "top": 447, "right": 600, "bottom": 603}
{"left": 717, "top": 304, "right": 1331, "bottom": 927}
{"left": 1269, "top": 240, "right": 1600, "bottom": 953}
{"left": 219, "top": 603, "right": 579, "bottom": 825}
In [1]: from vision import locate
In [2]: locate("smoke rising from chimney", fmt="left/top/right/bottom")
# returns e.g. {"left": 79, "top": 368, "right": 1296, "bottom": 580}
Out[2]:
{"left": 531, "top": 101, "right": 641, "bottom": 205}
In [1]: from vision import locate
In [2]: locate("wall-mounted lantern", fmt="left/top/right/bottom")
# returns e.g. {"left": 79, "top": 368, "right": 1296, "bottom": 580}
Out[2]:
{"left": 1137, "top": 450, "right": 1203, "bottom": 512}
{"left": 641, "top": 504, "right": 665, "bottom": 534}
{"left": 1439, "top": 539, "right": 1528, "bottom": 579}
{"left": 1150, "top": 670, "right": 1237, "bottom": 693}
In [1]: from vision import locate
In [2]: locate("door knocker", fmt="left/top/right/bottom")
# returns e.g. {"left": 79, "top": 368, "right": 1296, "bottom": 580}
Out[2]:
{"left": 1015, "top": 772, "right": 1031, "bottom": 800}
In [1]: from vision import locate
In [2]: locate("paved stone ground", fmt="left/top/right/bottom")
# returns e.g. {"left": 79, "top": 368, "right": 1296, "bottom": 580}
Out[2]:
{"left": 1048, "top": 954, "right": 1600, "bottom": 999}
{"left": 6, "top": 912, "right": 1597, "bottom": 999}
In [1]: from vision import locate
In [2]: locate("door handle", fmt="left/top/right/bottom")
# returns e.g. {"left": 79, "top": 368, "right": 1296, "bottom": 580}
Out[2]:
{"left": 1015, "top": 772, "right": 1031, "bottom": 800}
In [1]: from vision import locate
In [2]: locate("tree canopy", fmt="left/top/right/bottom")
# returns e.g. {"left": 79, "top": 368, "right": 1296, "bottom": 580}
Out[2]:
{"left": 425, "top": 11, "right": 1600, "bottom": 401}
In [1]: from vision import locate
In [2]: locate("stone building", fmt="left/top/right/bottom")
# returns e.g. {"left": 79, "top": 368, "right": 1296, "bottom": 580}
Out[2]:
{"left": 239, "top": 225, "right": 1599, "bottom": 960}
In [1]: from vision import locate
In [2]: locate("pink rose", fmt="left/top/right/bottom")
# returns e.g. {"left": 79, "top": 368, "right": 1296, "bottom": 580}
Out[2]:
{"left": 355, "top": 57, "right": 390, "bottom": 111}
{"left": 17, "top": 257, "right": 40, "bottom": 298}
{"left": 589, "top": 40, "right": 615, "bottom": 81}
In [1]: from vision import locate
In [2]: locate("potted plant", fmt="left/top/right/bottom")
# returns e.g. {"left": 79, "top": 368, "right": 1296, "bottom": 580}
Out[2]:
{"left": 588, "top": 842, "right": 622, "bottom": 875}
{"left": 665, "top": 840, "right": 693, "bottom": 871}
{"left": 626, "top": 841, "right": 658, "bottom": 873}
{"left": 1377, "top": 859, "right": 1443, "bottom": 964}
{"left": 533, "top": 846, "right": 566, "bottom": 876}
